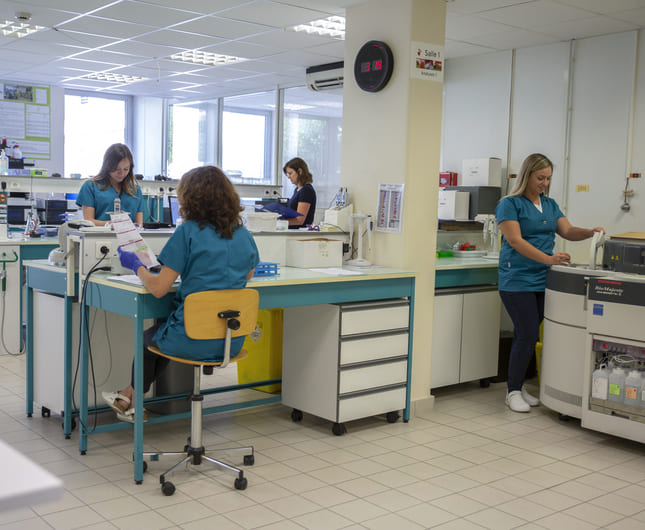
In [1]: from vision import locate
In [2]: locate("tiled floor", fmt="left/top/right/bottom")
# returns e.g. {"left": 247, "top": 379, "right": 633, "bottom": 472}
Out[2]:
{"left": 2, "top": 352, "right": 645, "bottom": 530}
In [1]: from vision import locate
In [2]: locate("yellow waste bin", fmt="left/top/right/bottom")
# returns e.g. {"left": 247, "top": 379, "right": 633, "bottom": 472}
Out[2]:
{"left": 237, "top": 308, "right": 283, "bottom": 393}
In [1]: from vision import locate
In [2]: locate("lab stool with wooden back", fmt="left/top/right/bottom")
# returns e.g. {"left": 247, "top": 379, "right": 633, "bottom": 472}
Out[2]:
{"left": 144, "top": 288, "right": 259, "bottom": 496}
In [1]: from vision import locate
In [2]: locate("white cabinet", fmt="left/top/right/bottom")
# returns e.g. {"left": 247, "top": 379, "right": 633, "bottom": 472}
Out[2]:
{"left": 282, "top": 299, "right": 410, "bottom": 434}
{"left": 431, "top": 287, "right": 500, "bottom": 388}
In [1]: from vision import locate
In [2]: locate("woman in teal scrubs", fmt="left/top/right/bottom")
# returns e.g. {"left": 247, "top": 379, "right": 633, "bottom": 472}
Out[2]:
{"left": 76, "top": 143, "right": 144, "bottom": 226}
{"left": 102, "top": 166, "right": 260, "bottom": 423}
{"left": 496, "top": 153, "right": 603, "bottom": 413}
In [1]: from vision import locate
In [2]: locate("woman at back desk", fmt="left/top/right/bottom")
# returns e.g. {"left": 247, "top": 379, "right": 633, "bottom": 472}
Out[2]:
{"left": 75, "top": 143, "right": 144, "bottom": 226}
{"left": 283, "top": 157, "right": 316, "bottom": 228}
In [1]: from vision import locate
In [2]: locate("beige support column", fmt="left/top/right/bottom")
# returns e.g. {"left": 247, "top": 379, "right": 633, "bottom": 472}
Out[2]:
{"left": 341, "top": 0, "right": 444, "bottom": 406}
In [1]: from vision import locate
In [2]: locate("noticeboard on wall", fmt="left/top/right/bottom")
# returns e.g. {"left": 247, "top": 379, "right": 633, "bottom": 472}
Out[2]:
{"left": 0, "top": 82, "right": 51, "bottom": 160}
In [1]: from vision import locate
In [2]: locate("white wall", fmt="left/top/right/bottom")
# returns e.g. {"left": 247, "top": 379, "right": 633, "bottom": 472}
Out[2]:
{"left": 442, "top": 30, "right": 645, "bottom": 263}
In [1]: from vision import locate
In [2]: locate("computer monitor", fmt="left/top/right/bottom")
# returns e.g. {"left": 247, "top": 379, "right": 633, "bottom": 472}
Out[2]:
{"left": 168, "top": 195, "right": 182, "bottom": 226}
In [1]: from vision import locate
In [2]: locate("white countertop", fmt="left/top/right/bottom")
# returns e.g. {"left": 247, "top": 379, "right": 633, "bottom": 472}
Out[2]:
{"left": 436, "top": 256, "right": 499, "bottom": 270}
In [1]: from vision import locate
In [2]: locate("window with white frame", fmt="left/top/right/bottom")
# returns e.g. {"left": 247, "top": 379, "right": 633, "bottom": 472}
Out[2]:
{"left": 167, "top": 99, "right": 218, "bottom": 179}
{"left": 64, "top": 91, "right": 130, "bottom": 179}
{"left": 222, "top": 91, "right": 275, "bottom": 185}
{"left": 282, "top": 86, "right": 342, "bottom": 216}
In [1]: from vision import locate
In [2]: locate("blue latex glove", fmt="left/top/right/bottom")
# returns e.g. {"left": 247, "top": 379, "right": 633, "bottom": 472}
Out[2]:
{"left": 118, "top": 247, "right": 145, "bottom": 273}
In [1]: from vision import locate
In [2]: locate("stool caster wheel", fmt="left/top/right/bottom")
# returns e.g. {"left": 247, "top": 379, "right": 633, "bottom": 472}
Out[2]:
{"left": 479, "top": 379, "right": 490, "bottom": 388}
{"left": 161, "top": 481, "right": 175, "bottom": 496}
{"left": 291, "top": 409, "right": 303, "bottom": 422}
{"left": 143, "top": 461, "right": 148, "bottom": 473}
{"left": 234, "top": 477, "right": 247, "bottom": 490}
{"left": 386, "top": 411, "right": 400, "bottom": 423}
{"left": 332, "top": 423, "right": 346, "bottom": 436}
{"left": 41, "top": 407, "right": 51, "bottom": 418}
{"left": 244, "top": 454, "right": 254, "bottom": 466}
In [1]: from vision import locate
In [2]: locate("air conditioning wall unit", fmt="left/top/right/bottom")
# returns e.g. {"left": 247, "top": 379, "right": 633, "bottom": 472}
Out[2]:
{"left": 306, "top": 61, "right": 344, "bottom": 91}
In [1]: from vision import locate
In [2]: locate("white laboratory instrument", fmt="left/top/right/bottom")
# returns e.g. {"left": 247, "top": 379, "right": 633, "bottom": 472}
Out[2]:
{"left": 346, "top": 212, "right": 372, "bottom": 267}
{"left": 48, "top": 220, "right": 94, "bottom": 266}
{"left": 323, "top": 203, "right": 353, "bottom": 232}
{"left": 583, "top": 274, "right": 645, "bottom": 443}
{"left": 541, "top": 264, "right": 609, "bottom": 418}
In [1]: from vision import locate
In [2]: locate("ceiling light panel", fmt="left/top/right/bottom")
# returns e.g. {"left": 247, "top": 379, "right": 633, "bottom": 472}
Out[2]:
{"left": 170, "top": 50, "right": 247, "bottom": 66}
{"left": 81, "top": 71, "right": 146, "bottom": 83}
{"left": 0, "top": 20, "right": 46, "bottom": 38}
{"left": 286, "top": 16, "right": 345, "bottom": 39}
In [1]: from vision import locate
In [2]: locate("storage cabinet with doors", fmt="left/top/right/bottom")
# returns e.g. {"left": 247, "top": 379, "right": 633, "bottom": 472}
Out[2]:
{"left": 431, "top": 286, "right": 500, "bottom": 388}
{"left": 282, "top": 299, "right": 410, "bottom": 435}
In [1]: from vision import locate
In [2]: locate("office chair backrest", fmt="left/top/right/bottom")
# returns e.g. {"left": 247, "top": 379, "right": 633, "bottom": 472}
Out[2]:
{"left": 184, "top": 289, "right": 259, "bottom": 341}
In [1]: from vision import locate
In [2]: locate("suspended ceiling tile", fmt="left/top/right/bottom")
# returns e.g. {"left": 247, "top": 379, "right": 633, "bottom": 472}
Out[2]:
{"left": 243, "top": 28, "right": 337, "bottom": 50}
{"left": 70, "top": 47, "right": 145, "bottom": 61}
{"left": 471, "top": 28, "right": 560, "bottom": 50}
{"left": 478, "top": 0, "right": 595, "bottom": 29}
{"left": 218, "top": 1, "right": 326, "bottom": 27}
{"left": 538, "top": 15, "right": 639, "bottom": 39}
{"left": 446, "top": 13, "right": 519, "bottom": 40}
{"left": 444, "top": 39, "right": 497, "bottom": 59}
{"left": 611, "top": 7, "right": 645, "bottom": 25}
{"left": 172, "top": 15, "right": 272, "bottom": 40}
{"left": 306, "top": 40, "right": 345, "bottom": 58}
{"left": 55, "top": 15, "right": 157, "bottom": 39}
{"left": 447, "top": 0, "right": 537, "bottom": 15}
{"left": 199, "top": 40, "right": 283, "bottom": 60}
{"left": 25, "top": 27, "right": 119, "bottom": 48}
{"left": 91, "top": 2, "right": 200, "bottom": 27}
{"left": 102, "top": 39, "right": 180, "bottom": 59}
{"left": 0, "top": 38, "right": 87, "bottom": 57}
{"left": 9, "top": 0, "right": 118, "bottom": 13}
{"left": 134, "top": 29, "right": 224, "bottom": 49}
{"left": 555, "top": 0, "right": 645, "bottom": 15}
{"left": 130, "top": 0, "right": 241, "bottom": 14}
{"left": 0, "top": 7, "right": 79, "bottom": 28}
{"left": 264, "top": 49, "right": 340, "bottom": 68}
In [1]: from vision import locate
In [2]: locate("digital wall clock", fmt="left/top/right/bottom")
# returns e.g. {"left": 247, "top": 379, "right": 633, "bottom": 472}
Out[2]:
{"left": 354, "top": 40, "right": 394, "bottom": 92}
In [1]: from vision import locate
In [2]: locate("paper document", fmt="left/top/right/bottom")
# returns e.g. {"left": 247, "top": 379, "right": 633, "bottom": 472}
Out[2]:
{"left": 107, "top": 274, "right": 143, "bottom": 286}
{"left": 110, "top": 213, "right": 159, "bottom": 268}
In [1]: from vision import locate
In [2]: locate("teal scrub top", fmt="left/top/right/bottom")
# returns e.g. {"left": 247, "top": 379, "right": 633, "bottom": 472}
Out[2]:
{"left": 76, "top": 180, "right": 144, "bottom": 222}
{"left": 153, "top": 220, "right": 260, "bottom": 361}
{"left": 495, "top": 194, "right": 564, "bottom": 292}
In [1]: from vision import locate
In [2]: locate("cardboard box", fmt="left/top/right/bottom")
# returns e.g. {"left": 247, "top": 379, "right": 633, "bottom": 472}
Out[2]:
{"left": 286, "top": 238, "right": 343, "bottom": 268}
{"left": 439, "top": 171, "right": 458, "bottom": 187}
{"left": 445, "top": 186, "right": 500, "bottom": 219}
{"left": 462, "top": 158, "right": 502, "bottom": 187}
{"left": 438, "top": 190, "right": 469, "bottom": 220}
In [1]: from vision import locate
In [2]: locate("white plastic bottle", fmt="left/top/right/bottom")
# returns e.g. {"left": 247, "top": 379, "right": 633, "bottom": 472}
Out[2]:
{"left": 591, "top": 364, "right": 610, "bottom": 400}
{"left": 0, "top": 150, "right": 7, "bottom": 175}
{"left": 608, "top": 367, "right": 627, "bottom": 403}
{"left": 624, "top": 370, "right": 642, "bottom": 407}
{"left": 12, "top": 144, "right": 22, "bottom": 159}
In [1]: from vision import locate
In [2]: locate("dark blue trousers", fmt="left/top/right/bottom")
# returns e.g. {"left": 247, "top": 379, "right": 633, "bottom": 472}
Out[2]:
{"left": 499, "top": 291, "right": 544, "bottom": 393}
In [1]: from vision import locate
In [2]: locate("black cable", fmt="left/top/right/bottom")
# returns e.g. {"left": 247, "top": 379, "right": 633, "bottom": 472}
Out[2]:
{"left": 72, "top": 254, "right": 111, "bottom": 433}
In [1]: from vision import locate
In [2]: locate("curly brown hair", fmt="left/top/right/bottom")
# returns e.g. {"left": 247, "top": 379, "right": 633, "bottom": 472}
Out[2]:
{"left": 176, "top": 166, "right": 243, "bottom": 238}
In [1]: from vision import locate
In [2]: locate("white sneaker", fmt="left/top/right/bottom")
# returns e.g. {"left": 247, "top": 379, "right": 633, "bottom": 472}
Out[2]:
{"left": 506, "top": 391, "right": 530, "bottom": 413}
{"left": 521, "top": 386, "right": 540, "bottom": 407}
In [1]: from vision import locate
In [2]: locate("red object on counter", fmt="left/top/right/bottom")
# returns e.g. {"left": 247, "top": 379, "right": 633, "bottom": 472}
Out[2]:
{"left": 439, "top": 171, "right": 458, "bottom": 187}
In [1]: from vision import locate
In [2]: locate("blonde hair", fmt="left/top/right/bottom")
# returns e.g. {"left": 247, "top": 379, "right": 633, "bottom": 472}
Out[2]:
{"left": 506, "top": 153, "right": 553, "bottom": 198}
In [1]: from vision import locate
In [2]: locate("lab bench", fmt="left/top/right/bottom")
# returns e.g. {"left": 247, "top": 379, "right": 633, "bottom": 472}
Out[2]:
{"left": 432, "top": 256, "right": 501, "bottom": 389}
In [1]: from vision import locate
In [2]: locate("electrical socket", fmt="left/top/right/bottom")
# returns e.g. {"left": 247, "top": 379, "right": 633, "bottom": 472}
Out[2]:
{"left": 95, "top": 240, "right": 113, "bottom": 259}
{"left": 10, "top": 181, "right": 19, "bottom": 189}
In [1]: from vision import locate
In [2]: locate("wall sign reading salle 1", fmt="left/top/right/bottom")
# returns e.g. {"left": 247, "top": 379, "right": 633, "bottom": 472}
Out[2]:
{"left": 354, "top": 40, "right": 394, "bottom": 92}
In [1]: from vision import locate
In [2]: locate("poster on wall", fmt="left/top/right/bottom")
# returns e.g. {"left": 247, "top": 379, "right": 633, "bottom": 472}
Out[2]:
{"left": 0, "top": 82, "right": 51, "bottom": 160}
{"left": 376, "top": 183, "right": 404, "bottom": 234}
{"left": 410, "top": 41, "right": 444, "bottom": 83}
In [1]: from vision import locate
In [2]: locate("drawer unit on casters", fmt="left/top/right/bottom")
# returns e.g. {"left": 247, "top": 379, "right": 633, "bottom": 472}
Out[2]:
{"left": 282, "top": 299, "right": 410, "bottom": 435}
